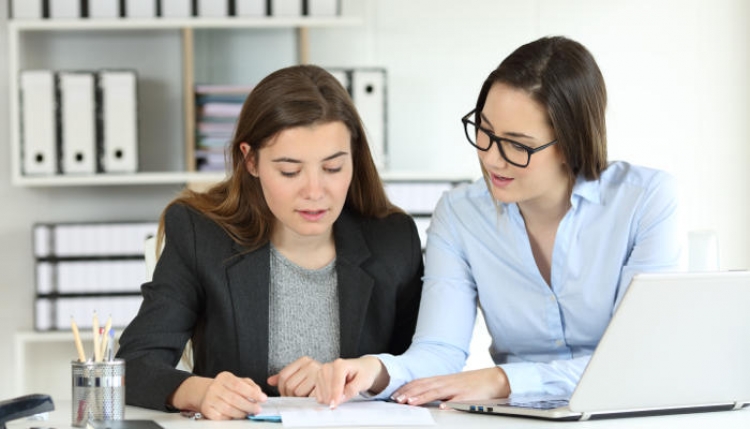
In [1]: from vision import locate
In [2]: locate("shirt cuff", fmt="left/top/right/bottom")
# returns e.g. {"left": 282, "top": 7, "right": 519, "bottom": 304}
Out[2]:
{"left": 500, "top": 362, "right": 543, "bottom": 397}
{"left": 364, "top": 354, "right": 406, "bottom": 400}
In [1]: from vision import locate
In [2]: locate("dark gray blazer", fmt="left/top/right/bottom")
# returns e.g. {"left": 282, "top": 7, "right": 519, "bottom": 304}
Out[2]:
{"left": 117, "top": 203, "right": 424, "bottom": 411}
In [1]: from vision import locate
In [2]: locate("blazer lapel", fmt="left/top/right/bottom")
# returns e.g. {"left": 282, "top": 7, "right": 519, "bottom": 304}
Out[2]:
{"left": 225, "top": 242, "right": 270, "bottom": 379}
{"left": 335, "top": 211, "right": 375, "bottom": 358}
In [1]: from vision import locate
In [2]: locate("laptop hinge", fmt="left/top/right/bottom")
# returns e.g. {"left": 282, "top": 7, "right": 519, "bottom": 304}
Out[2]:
{"left": 579, "top": 412, "right": 592, "bottom": 421}
{"left": 732, "top": 401, "right": 744, "bottom": 410}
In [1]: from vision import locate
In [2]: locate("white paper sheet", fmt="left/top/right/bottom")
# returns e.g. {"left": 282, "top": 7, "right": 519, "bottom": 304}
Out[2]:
{"left": 250, "top": 397, "right": 435, "bottom": 427}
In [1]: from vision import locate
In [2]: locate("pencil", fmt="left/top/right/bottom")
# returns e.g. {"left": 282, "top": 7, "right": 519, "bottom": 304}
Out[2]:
{"left": 93, "top": 311, "right": 101, "bottom": 362}
{"left": 70, "top": 317, "right": 86, "bottom": 362}
{"left": 99, "top": 315, "right": 112, "bottom": 359}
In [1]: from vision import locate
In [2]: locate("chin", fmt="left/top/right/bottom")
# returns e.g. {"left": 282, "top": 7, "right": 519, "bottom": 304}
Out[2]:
{"left": 294, "top": 224, "right": 333, "bottom": 237}
{"left": 491, "top": 190, "right": 517, "bottom": 204}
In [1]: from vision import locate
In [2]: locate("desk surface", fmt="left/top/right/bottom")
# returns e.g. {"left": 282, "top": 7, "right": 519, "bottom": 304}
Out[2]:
{"left": 8, "top": 399, "right": 750, "bottom": 429}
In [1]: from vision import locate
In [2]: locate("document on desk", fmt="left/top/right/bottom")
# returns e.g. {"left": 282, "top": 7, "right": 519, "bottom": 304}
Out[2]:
{"left": 250, "top": 397, "right": 435, "bottom": 427}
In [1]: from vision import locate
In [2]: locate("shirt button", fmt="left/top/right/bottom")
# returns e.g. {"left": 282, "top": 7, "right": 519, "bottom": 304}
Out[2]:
{"left": 555, "top": 340, "right": 564, "bottom": 347}
{"left": 549, "top": 295, "right": 556, "bottom": 302}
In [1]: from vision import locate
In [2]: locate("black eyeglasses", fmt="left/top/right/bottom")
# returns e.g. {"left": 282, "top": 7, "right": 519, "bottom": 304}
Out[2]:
{"left": 461, "top": 109, "right": 557, "bottom": 168}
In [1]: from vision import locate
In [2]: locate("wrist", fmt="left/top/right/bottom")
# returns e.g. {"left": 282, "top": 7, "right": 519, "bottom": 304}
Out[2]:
{"left": 170, "top": 376, "right": 209, "bottom": 411}
{"left": 494, "top": 366, "right": 511, "bottom": 398}
{"left": 365, "top": 356, "right": 390, "bottom": 395}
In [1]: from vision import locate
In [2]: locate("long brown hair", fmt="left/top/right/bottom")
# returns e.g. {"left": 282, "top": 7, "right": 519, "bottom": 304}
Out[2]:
{"left": 157, "top": 65, "right": 399, "bottom": 253}
{"left": 475, "top": 36, "right": 608, "bottom": 184}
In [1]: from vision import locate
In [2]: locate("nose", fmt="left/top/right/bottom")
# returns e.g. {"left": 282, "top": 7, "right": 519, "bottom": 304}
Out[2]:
{"left": 302, "top": 170, "right": 324, "bottom": 201}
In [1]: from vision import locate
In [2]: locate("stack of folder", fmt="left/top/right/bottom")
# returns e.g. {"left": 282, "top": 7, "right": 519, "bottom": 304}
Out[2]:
{"left": 19, "top": 69, "right": 139, "bottom": 176}
{"left": 33, "top": 221, "right": 158, "bottom": 331}
{"left": 194, "top": 84, "right": 253, "bottom": 172}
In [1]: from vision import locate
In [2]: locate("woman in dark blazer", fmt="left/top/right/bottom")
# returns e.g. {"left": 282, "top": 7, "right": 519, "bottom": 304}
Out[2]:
{"left": 116, "top": 65, "right": 423, "bottom": 419}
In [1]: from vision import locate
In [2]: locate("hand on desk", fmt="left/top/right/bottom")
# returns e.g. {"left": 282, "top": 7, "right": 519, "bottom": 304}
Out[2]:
{"left": 391, "top": 367, "right": 511, "bottom": 407}
{"left": 170, "top": 371, "right": 268, "bottom": 420}
{"left": 315, "top": 356, "right": 389, "bottom": 408}
{"left": 268, "top": 356, "right": 322, "bottom": 397}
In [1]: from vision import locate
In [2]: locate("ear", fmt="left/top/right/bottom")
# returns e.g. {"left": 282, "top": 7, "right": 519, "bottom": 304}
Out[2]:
{"left": 239, "top": 142, "right": 259, "bottom": 177}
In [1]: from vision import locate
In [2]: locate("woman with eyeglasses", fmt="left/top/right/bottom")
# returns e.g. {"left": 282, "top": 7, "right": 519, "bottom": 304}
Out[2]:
{"left": 314, "top": 36, "right": 683, "bottom": 407}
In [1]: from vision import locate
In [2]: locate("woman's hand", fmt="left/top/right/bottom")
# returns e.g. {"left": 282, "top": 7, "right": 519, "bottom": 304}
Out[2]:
{"left": 170, "top": 371, "right": 268, "bottom": 420}
{"left": 391, "top": 367, "right": 510, "bottom": 407}
{"left": 268, "top": 356, "right": 322, "bottom": 397}
{"left": 314, "top": 356, "right": 389, "bottom": 408}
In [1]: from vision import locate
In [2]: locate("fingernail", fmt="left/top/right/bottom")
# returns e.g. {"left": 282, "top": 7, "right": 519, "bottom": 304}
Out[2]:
{"left": 407, "top": 397, "right": 418, "bottom": 404}
{"left": 395, "top": 395, "right": 406, "bottom": 403}
{"left": 329, "top": 400, "right": 336, "bottom": 409}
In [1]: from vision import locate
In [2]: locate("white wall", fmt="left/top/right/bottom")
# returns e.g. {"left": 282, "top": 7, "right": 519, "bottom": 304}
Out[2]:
{"left": 0, "top": 0, "right": 748, "bottom": 400}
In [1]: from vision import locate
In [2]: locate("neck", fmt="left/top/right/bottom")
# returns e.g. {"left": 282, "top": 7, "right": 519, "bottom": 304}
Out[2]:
{"left": 271, "top": 228, "right": 336, "bottom": 270}
{"left": 517, "top": 181, "right": 571, "bottom": 228}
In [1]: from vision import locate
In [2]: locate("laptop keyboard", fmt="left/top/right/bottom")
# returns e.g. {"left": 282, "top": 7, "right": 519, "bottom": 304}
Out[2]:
{"left": 504, "top": 398, "right": 570, "bottom": 410}
{"left": 465, "top": 398, "right": 570, "bottom": 412}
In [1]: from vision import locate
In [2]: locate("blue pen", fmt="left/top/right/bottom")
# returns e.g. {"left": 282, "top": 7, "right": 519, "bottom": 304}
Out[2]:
{"left": 106, "top": 329, "right": 115, "bottom": 361}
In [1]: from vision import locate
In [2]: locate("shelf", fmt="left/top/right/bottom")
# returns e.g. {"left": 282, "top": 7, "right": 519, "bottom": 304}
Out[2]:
{"left": 9, "top": 16, "right": 362, "bottom": 32}
{"left": 11, "top": 170, "right": 476, "bottom": 187}
{"left": 12, "top": 171, "right": 227, "bottom": 186}
{"left": 16, "top": 329, "right": 121, "bottom": 343}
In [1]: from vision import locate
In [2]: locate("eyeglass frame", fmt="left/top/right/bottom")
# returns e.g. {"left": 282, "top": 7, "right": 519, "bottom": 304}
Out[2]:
{"left": 461, "top": 108, "right": 558, "bottom": 168}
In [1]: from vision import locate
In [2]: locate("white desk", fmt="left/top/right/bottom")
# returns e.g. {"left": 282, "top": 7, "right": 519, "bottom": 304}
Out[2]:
{"left": 8, "top": 399, "right": 750, "bottom": 429}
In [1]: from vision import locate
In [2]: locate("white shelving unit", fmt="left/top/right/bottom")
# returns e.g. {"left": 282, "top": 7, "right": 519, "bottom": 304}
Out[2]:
{"left": 8, "top": 15, "right": 480, "bottom": 401}
{"left": 7, "top": 16, "right": 361, "bottom": 187}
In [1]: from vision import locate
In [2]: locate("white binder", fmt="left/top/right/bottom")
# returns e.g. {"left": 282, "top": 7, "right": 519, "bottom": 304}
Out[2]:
{"left": 59, "top": 72, "right": 97, "bottom": 174}
{"left": 161, "top": 0, "right": 192, "bottom": 17}
{"left": 89, "top": 0, "right": 120, "bottom": 18}
{"left": 125, "top": 0, "right": 157, "bottom": 18}
{"left": 351, "top": 69, "right": 387, "bottom": 169}
{"left": 307, "top": 0, "right": 339, "bottom": 16}
{"left": 196, "top": 0, "right": 229, "bottom": 17}
{"left": 271, "top": 0, "right": 302, "bottom": 16}
{"left": 20, "top": 70, "right": 58, "bottom": 175}
{"left": 327, "top": 69, "right": 349, "bottom": 91}
{"left": 236, "top": 0, "right": 266, "bottom": 16}
{"left": 11, "top": 0, "right": 43, "bottom": 19}
{"left": 98, "top": 70, "right": 139, "bottom": 173}
{"left": 49, "top": 0, "right": 81, "bottom": 19}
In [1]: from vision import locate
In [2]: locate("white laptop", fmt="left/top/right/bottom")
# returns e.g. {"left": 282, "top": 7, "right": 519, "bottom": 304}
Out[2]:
{"left": 449, "top": 271, "right": 750, "bottom": 421}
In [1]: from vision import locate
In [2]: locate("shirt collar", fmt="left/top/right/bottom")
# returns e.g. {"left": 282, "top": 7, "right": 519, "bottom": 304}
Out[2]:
{"left": 571, "top": 174, "right": 601, "bottom": 207}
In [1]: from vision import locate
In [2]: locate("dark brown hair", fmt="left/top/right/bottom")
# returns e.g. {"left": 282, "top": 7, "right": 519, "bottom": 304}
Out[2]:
{"left": 475, "top": 36, "right": 608, "bottom": 183}
{"left": 157, "top": 64, "right": 399, "bottom": 252}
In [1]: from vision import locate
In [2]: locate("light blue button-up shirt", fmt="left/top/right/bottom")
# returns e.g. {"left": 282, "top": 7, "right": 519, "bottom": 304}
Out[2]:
{"left": 376, "top": 161, "right": 684, "bottom": 398}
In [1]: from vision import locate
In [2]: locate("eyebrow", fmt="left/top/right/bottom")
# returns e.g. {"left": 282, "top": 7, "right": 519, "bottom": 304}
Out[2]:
{"left": 480, "top": 112, "right": 535, "bottom": 140}
{"left": 271, "top": 151, "right": 349, "bottom": 164}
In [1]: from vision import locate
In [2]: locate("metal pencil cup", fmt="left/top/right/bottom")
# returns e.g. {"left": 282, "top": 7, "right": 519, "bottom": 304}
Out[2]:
{"left": 71, "top": 359, "right": 126, "bottom": 427}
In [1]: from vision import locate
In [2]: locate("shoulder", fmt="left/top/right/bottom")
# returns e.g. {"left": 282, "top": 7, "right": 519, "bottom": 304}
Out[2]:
{"left": 599, "top": 161, "right": 676, "bottom": 193}
{"left": 341, "top": 209, "right": 417, "bottom": 241}
{"left": 163, "top": 203, "right": 231, "bottom": 245}
{"left": 433, "top": 178, "right": 495, "bottom": 220}
{"left": 591, "top": 162, "right": 678, "bottom": 216}
{"left": 335, "top": 209, "right": 421, "bottom": 263}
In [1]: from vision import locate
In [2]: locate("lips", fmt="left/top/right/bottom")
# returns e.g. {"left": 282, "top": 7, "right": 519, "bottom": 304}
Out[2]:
{"left": 297, "top": 209, "right": 327, "bottom": 221}
{"left": 490, "top": 173, "right": 514, "bottom": 188}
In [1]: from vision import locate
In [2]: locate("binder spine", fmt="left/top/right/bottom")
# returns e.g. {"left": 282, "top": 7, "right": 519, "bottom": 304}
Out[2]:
{"left": 32, "top": 221, "right": 158, "bottom": 331}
